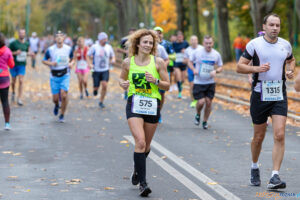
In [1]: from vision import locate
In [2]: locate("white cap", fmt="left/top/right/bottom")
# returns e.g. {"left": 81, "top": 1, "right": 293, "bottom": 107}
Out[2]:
{"left": 32, "top": 32, "right": 37, "bottom": 37}
{"left": 98, "top": 32, "right": 108, "bottom": 41}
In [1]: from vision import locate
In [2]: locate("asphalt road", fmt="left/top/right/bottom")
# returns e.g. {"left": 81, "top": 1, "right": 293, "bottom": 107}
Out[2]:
{"left": 0, "top": 56, "right": 299, "bottom": 200}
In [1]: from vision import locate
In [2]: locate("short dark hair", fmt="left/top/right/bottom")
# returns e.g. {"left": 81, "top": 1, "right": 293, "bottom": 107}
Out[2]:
{"left": 0, "top": 33, "right": 5, "bottom": 48}
{"left": 177, "top": 30, "right": 183, "bottom": 36}
{"left": 203, "top": 35, "right": 213, "bottom": 41}
{"left": 263, "top": 13, "right": 281, "bottom": 24}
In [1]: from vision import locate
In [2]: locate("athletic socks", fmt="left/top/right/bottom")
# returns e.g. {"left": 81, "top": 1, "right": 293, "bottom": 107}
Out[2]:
{"left": 134, "top": 152, "right": 146, "bottom": 184}
{"left": 177, "top": 81, "right": 182, "bottom": 92}
{"left": 271, "top": 170, "right": 279, "bottom": 177}
{"left": 251, "top": 162, "right": 259, "bottom": 169}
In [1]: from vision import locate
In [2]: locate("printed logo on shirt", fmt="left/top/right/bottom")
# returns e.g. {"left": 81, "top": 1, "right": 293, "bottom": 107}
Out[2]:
{"left": 132, "top": 73, "right": 151, "bottom": 95}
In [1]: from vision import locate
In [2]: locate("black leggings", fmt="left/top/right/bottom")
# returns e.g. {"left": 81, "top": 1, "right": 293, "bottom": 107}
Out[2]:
{"left": 0, "top": 87, "right": 10, "bottom": 123}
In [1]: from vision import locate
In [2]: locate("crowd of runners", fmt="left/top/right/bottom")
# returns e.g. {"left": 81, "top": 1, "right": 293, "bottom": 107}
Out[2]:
{"left": 1, "top": 12, "right": 300, "bottom": 197}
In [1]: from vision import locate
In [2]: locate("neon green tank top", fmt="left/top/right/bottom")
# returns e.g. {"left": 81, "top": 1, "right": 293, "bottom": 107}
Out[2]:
{"left": 128, "top": 55, "right": 161, "bottom": 100}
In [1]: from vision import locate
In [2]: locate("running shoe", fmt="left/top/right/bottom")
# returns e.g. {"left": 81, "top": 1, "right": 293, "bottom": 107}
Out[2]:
{"left": 53, "top": 104, "right": 59, "bottom": 116}
{"left": 85, "top": 89, "right": 89, "bottom": 97}
{"left": 11, "top": 93, "right": 15, "bottom": 103}
{"left": 194, "top": 114, "right": 200, "bottom": 126}
{"left": 177, "top": 92, "right": 182, "bottom": 99}
{"left": 267, "top": 174, "right": 286, "bottom": 190}
{"left": 80, "top": 94, "right": 83, "bottom": 100}
{"left": 17, "top": 100, "right": 23, "bottom": 106}
{"left": 99, "top": 102, "right": 105, "bottom": 108}
{"left": 190, "top": 100, "right": 197, "bottom": 108}
{"left": 4, "top": 123, "right": 11, "bottom": 131}
{"left": 139, "top": 182, "right": 152, "bottom": 197}
{"left": 202, "top": 121, "right": 208, "bottom": 129}
{"left": 58, "top": 114, "right": 65, "bottom": 123}
{"left": 131, "top": 168, "right": 139, "bottom": 185}
{"left": 250, "top": 168, "right": 261, "bottom": 186}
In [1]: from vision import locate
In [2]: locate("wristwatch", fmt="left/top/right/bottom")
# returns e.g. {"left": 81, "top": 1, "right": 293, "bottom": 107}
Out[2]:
{"left": 155, "top": 79, "right": 160, "bottom": 85}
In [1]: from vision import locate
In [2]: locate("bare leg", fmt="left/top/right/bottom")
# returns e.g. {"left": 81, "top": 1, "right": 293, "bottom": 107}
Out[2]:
{"left": 271, "top": 115, "right": 286, "bottom": 171}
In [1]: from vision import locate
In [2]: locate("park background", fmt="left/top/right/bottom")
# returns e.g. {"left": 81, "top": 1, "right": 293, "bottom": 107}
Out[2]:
{"left": 1, "top": 0, "right": 300, "bottom": 62}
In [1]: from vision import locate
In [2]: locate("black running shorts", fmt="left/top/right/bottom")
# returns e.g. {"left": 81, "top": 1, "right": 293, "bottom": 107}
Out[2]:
{"left": 126, "top": 96, "right": 161, "bottom": 124}
{"left": 193, "top": 83, "right": 216, "bottom": 100}
{"left": 92, "top": 70, "right": 109, "bottom": 87}
{"left": 250, "top": 91, "right": 288, "bottom": 125}
{"left": 174, "top": 62, "right": 187, "bottom": 71}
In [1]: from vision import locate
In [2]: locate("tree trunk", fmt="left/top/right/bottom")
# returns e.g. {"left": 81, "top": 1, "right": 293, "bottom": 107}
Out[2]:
{"left": 287, "top": 0, "right": 294, "bottom": 44}
{"left": 249, "top": 0, "right": 277, "bottom": 36}
{"left": 112, "top": 0, "right": 128, "bottom": 39}
{"left": 176, "top": 0, "right": 184, "bottom": 31}
{"left": 215, "top": 0, "right": 232, "bottom": 62}
{"left": 189, "top": 0, "right": 201, "bottom": 39}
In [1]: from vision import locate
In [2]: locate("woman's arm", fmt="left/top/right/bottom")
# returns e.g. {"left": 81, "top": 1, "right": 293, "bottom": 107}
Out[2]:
{"left": 119, "top": 58, "right": 130, "bottom": 90}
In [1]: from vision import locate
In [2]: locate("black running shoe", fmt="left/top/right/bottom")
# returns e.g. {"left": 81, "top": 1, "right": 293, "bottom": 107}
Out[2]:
{"left": 267, "top": 174, "right": 286, "bottom": 190}
{"left": 85, "top": 89, "right": 89, "bottom": 97}
{"left": 250, "top": 168, "right": 261, "bottom": 186}
{"left": 194, "top": 114, "right": 200, "bottom": 126}
{"left": 131, "top": 168, "right": 139, "bottom": 186}
{"left": 99, "top": 102, "right": 105, "bottom": 108}
{"left": 139, "top": 182, "right": 152, "bottom": 197}
{"left": 202, "top": 121, "right": 208, "bottom": 129}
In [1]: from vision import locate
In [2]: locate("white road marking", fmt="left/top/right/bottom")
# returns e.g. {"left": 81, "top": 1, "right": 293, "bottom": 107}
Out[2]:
{"left": 124, "top": 135, "right": 216, "bottom": 200}
{"left": 124, "top": 135, "right": 241, "bottom": 200}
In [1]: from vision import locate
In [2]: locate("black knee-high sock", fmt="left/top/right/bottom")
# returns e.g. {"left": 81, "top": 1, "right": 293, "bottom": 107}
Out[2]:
{"left": 177, "top": 81, "right": 182, "bottom": 92}
{"left": 134, "top": 152, "right": 146, "bottom": 184}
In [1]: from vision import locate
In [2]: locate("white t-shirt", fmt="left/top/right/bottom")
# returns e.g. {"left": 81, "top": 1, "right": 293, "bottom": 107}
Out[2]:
{"left": 29, "top": 37, "right": 39, "bottom": 52}
{"left": 184, "top": 45, "right": 203, "bottom": 61}
{"left": 157, "top": 44, "right": 168, "bottom": 60}
{"left": 88, "top": 43, "right": 115, "bottom": 72}
{"left": 44, "top": 44, "right": 73, "bottom": 73}
{"left": 243, "top": 36, "right": 293, "bottom": 92}
{"left": 191, "top": 48, "right": 223, "bottom": 85}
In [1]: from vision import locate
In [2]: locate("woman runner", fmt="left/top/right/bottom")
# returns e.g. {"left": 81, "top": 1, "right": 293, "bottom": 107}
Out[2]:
{"left": 0, "top": 33, "right": 15, "bottom": 130}
{"left": 119, "top": 29, "right": 169, "bottom": 197}
{"left": 74, "top": 37, "right": 89, "bottom": 99}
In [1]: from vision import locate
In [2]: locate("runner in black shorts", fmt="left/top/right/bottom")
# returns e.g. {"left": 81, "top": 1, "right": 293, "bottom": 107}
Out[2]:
{"left": 119, "top": 29, "right": 169, "bottom": 197}
{"left": 237, "top": 13, "right": 295, "bottom": 190}
{"left": 173, "top": 31, "right": 189, "bottom": 98}
{"left": 188, "top": 35, "right": 223, "bottom": 130}
{"left": 87, "top": 32, "right": 115, "bottom": 108}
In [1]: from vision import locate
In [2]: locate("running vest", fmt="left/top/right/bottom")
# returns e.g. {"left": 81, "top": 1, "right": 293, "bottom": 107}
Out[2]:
{"left": 243, "top": 36, "right": 292, "bottom": 93}
{"left": 128, "top": 55, "right": 161, "bottom": 100}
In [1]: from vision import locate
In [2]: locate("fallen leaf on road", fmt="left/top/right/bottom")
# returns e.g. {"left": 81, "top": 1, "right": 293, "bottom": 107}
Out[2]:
{"left": 65, "top": 179, "right": 81, "bottom": 185}
{"left": 13, "top": 153, "right": 22, "bottom": 156}
{"left": 84, "top": 187, "right": 95, "bottom": 191}
{"left": 210, "top": 168, "right": 218, "bottom": 174}
{"left": 126, "top": 144, "right": 129, "bottom": 147}
{"left": 207, "top": 182, "right": 218, "bottom": 185}
{"left": 2, "top": 151, "right": 13, "bottom": 154}
{"left": 123, "top": 176, "right": 129, "bottom": 180}
{"left": 8, "top": 176, "right": 18, "bottom": 179}
{"left": 60, "top": 190, "right": 69, "bottom": 192}
{"left": 9, "top": 164, "right": 14, "bottom": 167}
{"left": 25, "top": 189, "right": 31, "bottom": 192}
{"left": 161, "top": 155, "right": 167, "bottom": 160}
{"left": 120, "top": 140, "right": 129, "bottom": 144}
{"left": 51, "top": 183, "right": 59, "bottom": 186}
{"left": 104, "top": 187, "right": 115, "bottom": 190}
{"left": 174, "top": 189, "right": 178, "bottom": 192}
